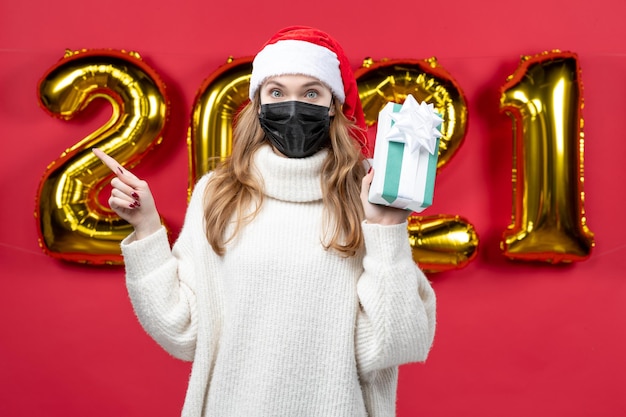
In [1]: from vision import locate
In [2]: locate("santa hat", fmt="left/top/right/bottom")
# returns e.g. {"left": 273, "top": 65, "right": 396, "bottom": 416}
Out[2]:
{"left": 249, "top": 26, "right": 368, "bottom": 153}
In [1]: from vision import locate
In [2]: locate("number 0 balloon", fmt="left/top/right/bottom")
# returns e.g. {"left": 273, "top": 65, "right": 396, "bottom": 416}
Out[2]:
{"left": 188, "top": 56, "right": 253, "bottom": 197}
{"left": 500, "top": 51, "right": 594, "bottom": 262}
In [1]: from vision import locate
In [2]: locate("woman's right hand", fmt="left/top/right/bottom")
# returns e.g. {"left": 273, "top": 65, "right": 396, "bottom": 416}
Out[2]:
{"left": 92, "top": 148, "right": 162, "bottom": 240}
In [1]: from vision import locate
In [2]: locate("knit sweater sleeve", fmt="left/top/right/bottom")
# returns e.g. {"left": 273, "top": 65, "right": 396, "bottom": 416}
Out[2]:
{"left": 121, "top": 175, "right": 212, "bottom": 362}
{"left": 355, "top": 220, "right": 436, "bottom": 377}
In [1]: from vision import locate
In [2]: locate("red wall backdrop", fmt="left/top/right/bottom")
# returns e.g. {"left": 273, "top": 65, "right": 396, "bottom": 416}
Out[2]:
{"left": 1, "top": 1, "right": 625, "bottom": 416}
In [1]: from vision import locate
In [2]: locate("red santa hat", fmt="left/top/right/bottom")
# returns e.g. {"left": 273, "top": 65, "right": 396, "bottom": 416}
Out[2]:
{"left": 249, "top": 26, "right": 368, "bottom": 154}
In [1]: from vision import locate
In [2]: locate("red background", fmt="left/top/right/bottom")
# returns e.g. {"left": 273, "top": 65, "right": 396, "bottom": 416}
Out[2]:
{"left": 1, "top": 0, "right": 625, "bottom": 416}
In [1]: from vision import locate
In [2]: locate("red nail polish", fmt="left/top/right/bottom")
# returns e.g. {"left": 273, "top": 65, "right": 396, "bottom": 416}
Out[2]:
{"left": 367, "top": 167, "right": 372, "bottom": 174}
{"left": 131, "top": 192, "right": 139, "bottom": 200}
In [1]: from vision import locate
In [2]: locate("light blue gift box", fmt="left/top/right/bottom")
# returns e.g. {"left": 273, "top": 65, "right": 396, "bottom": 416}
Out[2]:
{"left": 368, "top": 101, "right": 441, "bottom": 213}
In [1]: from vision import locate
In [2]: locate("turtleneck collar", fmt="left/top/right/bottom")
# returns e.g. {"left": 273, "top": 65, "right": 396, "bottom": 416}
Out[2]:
{"left": 253, "top": 144, "right": 327, "bottom": 203}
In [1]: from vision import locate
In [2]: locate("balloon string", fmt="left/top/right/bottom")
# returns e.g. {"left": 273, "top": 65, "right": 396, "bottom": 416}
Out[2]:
{"left": 0, "top": 241, "right": 50, "bottom": 257}
{"left": 2, "top": 240, "right": 623, "bottom": 261}
{"left": 2, "top": 48, "right": 626, "bottom": 60}
{"left": 591, "top": 243, "right": 626, "bottom": 259}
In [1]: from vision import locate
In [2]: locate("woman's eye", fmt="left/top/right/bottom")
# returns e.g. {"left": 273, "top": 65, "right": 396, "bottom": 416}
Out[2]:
{"left": 270, "top": 90, "right": 282, "bottom": 98}
{"left": 305, "top": 90, "right": 318, "bottom": 99}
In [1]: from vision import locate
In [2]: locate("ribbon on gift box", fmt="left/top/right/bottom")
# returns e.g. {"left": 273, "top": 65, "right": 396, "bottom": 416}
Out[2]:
{"left": 380, "top": 95, "right": 443, "bottom": 204}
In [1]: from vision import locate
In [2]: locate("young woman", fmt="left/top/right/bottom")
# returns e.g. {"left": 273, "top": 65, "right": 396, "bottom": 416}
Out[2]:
{"left": 94, "top": 26, "right": 436, "bottom": 417}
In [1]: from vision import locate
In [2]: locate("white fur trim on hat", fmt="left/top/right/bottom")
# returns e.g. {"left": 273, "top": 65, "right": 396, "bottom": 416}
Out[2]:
{"left": 249, "top": 39, "right": 345, "bottom": 103}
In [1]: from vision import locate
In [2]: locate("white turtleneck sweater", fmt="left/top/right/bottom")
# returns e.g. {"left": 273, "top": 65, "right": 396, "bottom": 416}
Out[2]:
{"left": 121, "top": 145, "right": 436, "bottom": 417}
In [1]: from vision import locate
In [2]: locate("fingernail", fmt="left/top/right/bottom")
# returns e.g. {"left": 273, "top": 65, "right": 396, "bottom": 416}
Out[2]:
{"left": 134, "top": 200, "right": 141, "bottom": 207}
{"left": 131, "top": 192, "right": 139, "bottom": 200}
{"left": 118, "top": 167, "right": 124, "bottom": 174}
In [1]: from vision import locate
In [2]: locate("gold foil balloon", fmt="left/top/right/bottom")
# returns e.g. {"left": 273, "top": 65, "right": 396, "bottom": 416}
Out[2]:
{"left": 500, "top": 51, "right": 594, "bottom": 262}
{"left": 36, "top": 49, "right": 169, "bottom": 265}
{"left": 408, "top": 215, "right": 479, "bottom": 273}
{"left": 355, "top": 57, "right": 468, "bottom": 166}
{"left": 355, "top": 58, "right": 477, "bottom": 272}
{"left": 188, "top": 56, "right": 253, "bottom": 196}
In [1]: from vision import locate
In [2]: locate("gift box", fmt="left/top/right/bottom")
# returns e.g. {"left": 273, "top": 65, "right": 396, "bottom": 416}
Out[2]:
{"left": 368, "top": 94, "right": 443, "bottom": 213}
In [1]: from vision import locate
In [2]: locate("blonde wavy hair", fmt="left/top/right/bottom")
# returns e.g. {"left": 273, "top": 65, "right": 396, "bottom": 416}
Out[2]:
{"left": 203, "top": 95, "right": 367, "bottom": 257}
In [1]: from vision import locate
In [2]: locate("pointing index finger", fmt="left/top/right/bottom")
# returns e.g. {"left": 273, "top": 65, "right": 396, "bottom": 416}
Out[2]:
{"left": 92, "top": 148, "right": 139, "bottom": 181}
{"left": 92, "top": 148, "right": 124, "bottom": 174}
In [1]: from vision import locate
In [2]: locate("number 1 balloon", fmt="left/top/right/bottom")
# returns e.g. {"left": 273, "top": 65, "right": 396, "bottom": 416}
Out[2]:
{"left": 500, "top": 51, "right": 594, "bottom": 263}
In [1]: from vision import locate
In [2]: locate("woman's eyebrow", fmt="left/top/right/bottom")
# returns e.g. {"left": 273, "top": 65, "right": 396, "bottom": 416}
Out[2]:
{"left": 264, "top": 80, "right": 285, "bottom": 88}
{"left": 300, "top": 81, "right": 326, "bottom": 89}
{"left": 264, "top": 80, "right": 326, "bottom": 89}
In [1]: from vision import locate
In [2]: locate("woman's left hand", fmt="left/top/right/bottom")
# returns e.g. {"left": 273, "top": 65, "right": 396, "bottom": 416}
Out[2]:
{"left": 360, "top": 168, "right": 411, "bottom": 225}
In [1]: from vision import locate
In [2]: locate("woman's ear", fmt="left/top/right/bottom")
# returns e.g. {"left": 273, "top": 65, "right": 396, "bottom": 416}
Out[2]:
{"left": 329, "top": 98, "right": 336, "bottom": 116}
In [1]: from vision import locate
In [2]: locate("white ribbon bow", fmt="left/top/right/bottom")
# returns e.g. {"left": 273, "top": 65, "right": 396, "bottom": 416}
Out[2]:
{"left": 386, "top": 94, "right": 443, "bottom": 155}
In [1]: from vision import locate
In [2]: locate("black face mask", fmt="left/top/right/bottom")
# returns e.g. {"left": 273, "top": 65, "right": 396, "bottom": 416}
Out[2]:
{"left": 258, "top": 101, "right": 332, "bottom": 158}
